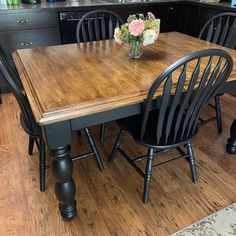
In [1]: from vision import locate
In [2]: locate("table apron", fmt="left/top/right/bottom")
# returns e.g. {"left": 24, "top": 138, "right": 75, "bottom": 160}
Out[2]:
{"left": 70, "top": 80, "right": 236, "bottom": 130}
{"left": 71, "top": 103, "right": 142, "bottom": 130}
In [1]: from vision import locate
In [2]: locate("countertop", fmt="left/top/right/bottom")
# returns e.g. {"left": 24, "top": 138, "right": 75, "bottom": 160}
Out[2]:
{"left": 0, "top": 0, "right": 235, "bottom": 12}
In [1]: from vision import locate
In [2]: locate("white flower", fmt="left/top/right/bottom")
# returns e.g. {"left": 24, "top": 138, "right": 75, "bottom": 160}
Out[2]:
{"left": 114, "top": 27, "right": 122, "bottom": 44}
{"left": 143, "top": 29, "right": 158, "bottom": 46}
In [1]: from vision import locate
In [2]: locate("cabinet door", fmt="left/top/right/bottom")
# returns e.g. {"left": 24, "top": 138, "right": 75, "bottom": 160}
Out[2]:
{"left": 0, "top": 28, "right": 61, "bottom": 59}
{"left": 165, "top": 5, "right": 180, "bottom": 32}
{"left": 151, "top": 5, "right": 169, "bottom": 32}
{"left": 195, "top": 6, "right": 224, "bottom": 37}
{"left": 177, "top": 4, "right": 199, "bottom": 37}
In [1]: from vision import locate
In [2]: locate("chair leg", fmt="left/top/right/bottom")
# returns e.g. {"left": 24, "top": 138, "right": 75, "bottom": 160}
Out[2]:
{"left": 187, "top": 141, "right": 198, "bottom": 183}
{"left": 100, "top": 123, "right": 106, "bottom": 142}
{"left": 214, "top": 96, "right": 222, "bottom": 133}
{"left": 76, "top": 130, "right": 82, "bottom": 138}
{"left": 143, "top": 148, "right": 154, "bottom": 204}
{"left": 108, "top": 129, "right": 125, "bottom": 163}
{"left": 39, "top": 138, "right": 46, "bottom": 192}
{"left": 84, "top": 128, "right": 105, "bottom": 172}
{"left": 28, "top": 136, "right": 35, "bottom": 155}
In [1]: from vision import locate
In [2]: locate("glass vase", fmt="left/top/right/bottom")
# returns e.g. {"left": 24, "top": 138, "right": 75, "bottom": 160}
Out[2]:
{"left": 129, "top": 41, "right": 142, "bottom": 59}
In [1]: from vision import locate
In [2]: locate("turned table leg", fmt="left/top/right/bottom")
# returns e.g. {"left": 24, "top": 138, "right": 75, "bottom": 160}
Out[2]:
{"left": 226, "top": 119, "right": 236, "bottom": 154}
{"left": 44, "top": 121, "right": 77, "bottom": 220}
{"left": 49, "top": 145, "right": 76, "bottom": 220}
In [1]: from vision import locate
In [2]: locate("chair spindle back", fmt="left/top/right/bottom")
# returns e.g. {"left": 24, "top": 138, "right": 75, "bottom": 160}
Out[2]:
{"left": 140, "top": 49, "right": 233, "bottom": 146}
{"left": 0, "top": 60, "right": 38, "bottom": 134}
{"left": 76, "top": 9, "right": 124, "bottom": 43}
{"left": 0, "top": 46, "right": 23, "bottom": 90}
{"left": 199, "top": 12, "right": 236, "bottom": 49}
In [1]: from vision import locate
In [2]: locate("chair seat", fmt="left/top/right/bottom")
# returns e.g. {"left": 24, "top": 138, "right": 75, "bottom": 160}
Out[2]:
{"left": 117, "top": 108, "right": 198, "bottom": 148}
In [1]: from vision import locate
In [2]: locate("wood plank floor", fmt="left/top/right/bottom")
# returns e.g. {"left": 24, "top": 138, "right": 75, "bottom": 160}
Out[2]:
{"left": 0, "top": 93, "right": 236, "bottom": 236}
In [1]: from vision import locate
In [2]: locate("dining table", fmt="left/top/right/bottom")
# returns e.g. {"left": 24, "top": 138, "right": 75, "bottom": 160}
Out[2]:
{"left": 12, "top": 32, "right": 236, "bottom": 220}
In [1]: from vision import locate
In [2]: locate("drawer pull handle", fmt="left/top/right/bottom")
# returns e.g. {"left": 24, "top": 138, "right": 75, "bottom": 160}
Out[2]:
{"left": 17, "top": 19, "right": 29, "bottom": 24}
{"left": 21, "top": 42, "right": 33, "bottom": 46}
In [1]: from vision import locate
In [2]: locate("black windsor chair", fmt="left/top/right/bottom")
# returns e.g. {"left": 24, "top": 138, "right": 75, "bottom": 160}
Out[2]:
{"left": 198, "top": 12, "right": 236, "bottom": 133}
{"left": 0, "top": 59, "right": 105, "bottom": 192}
{"left": 76, "top": 9, "right": 124, "bottom": 142}
{"left": 109, "top": 49, "right": 233, "bottom": 203}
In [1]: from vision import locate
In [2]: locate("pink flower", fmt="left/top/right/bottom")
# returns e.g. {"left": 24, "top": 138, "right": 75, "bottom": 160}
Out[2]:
{"left": 147, "top": 12, "right": 156, "bottom": 20}
{"left": 128, "top": 19, "right": 145, "bottom": 37}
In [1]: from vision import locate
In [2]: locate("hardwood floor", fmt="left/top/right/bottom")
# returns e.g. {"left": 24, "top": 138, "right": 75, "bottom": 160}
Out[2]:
{"left": 0, "top": 93, "right": 235, "bottom": 236}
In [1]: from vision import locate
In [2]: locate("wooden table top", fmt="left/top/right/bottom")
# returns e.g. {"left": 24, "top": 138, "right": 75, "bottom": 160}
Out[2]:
{"left": 13, "top": 32, "right": 236, "bottom": 126}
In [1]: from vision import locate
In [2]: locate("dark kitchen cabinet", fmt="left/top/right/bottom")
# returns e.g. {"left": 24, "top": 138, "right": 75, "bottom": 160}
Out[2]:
{"left": 0, "top": 11, "right": 58, "bottom": 31}
{"left": 0, "top": 28, "right": 60, "bottom": 60}
{"left": 165, "top": 5, "right": 181, "bottom": 32}
{"left": 177, "top": 4, "right": 199, "bottom": 37}
{"left": 178, "top": 3, "right": 233, "bottom": 38}
{"left": 0, "top": 11, "right": 61, "bottom": 59}
{"left": 194, "top": 5, "right": 225, "bottom": 37}
{"left": 111, "top": 4, "right": 181, "bottom": 33}
{"left": 0, "top": 11, "right": 61, "bottom": 93}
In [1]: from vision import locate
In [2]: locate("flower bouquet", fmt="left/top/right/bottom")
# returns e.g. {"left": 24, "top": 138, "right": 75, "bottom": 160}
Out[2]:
{"left": 114, "top": 12, "right": 160, "bottom": 58}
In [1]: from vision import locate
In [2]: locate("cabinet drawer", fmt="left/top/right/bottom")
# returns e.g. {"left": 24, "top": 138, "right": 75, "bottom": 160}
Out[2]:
{"left": 0, "top": 11, "right": 59, "bottom": 31}
{"left": 0, "top": 28, "right": 61, "bottom": 59}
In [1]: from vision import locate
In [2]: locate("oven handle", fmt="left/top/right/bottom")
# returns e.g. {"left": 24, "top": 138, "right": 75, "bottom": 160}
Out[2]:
{"left": 65, "top": 18, "right": 81, "bottom": 22}
{"left": 64, "top": 17, "right": 103, "bottom": 22}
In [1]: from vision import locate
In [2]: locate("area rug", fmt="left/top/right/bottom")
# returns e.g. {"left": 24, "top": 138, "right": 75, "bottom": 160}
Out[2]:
{"left": 171, "top": 202, "right": 236, "bottom": 236}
